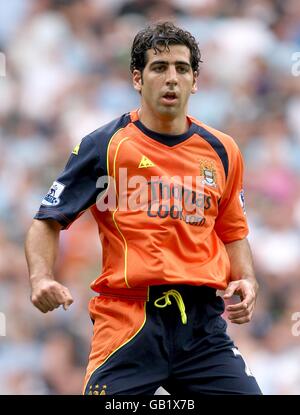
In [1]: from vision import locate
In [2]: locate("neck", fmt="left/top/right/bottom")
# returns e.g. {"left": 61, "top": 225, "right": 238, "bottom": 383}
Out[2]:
{"left": 138, "top": 108, "right": 189, "bottom": 135}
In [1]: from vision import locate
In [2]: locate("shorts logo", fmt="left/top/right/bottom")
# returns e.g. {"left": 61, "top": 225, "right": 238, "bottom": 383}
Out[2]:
{"left": 42, "top": 181, "right": 65, "bottom": 206}
{"left": 200, "top": 160, "right": 217, "bottom": 187}
{"left": 239, "top": 189, "right": 246, "bottom": 214}
{"left": 87, "top": 384, "right": 107, "bottom": 395}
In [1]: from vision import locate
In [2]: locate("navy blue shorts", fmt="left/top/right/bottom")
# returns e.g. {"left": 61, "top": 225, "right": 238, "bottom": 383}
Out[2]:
{"left": 85, "top": 284, "right": 262, "bottom": 395}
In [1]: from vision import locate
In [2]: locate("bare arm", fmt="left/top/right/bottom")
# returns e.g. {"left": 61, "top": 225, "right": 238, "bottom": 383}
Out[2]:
{"left": 25, "top": 219, "right": 61, "bottom": 279}
{"left": 223, "top": 238, "right": 259, "bottom": 324}
{"left": 25, "top": 219, "right": 73, "bottom": 313}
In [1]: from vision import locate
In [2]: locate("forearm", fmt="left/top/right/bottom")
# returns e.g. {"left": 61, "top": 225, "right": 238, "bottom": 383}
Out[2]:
{"left": 25, "top": 219, "right": 73, "bottom": 313}
{"left": 25, "top": 219, "right": 62, "bottom": 282}
{"left": 224, "top": 238, "right": 258, "bottom": 291}
{"left": 223, "top": 238, "right": 258, "bottom": 323}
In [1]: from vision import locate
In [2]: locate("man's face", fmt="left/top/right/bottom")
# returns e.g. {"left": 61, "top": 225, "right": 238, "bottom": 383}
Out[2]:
{"left": 133, "top": 44, "right": 197, "bottom": 119}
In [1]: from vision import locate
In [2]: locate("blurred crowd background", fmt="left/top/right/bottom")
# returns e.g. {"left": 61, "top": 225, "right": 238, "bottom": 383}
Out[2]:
{"left": 0, "top": 0, "right": 300, "bottom": 395}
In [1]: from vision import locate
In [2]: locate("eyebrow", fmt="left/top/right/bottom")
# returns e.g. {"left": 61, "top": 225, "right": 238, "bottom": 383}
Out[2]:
{"left": 149, "top": 60, "right": 191, "bottom": 67}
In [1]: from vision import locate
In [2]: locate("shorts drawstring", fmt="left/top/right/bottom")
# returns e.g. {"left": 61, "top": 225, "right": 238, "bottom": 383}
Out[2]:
{"left": 154, "top": 289, "right": 187, "bottom": 325}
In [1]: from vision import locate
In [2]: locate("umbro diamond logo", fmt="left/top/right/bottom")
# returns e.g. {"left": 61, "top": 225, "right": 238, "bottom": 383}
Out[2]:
{"left": 138, "top": 155, "right": 155, "bottom": 168}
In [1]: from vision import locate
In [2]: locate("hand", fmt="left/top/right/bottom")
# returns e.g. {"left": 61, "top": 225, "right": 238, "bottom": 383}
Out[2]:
{"left": 30, "top": 277, "right": 74, "bottom": 313}
{"left": 223, "top": 279, "right": 258, "bottom": 324}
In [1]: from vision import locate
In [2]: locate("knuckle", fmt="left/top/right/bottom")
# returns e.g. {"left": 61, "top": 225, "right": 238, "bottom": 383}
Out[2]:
{"left": 48, "top": 282, "right": 59, "bottom": 292}
{"left": 40, "top": 287, "right": 49, "bottom": 296}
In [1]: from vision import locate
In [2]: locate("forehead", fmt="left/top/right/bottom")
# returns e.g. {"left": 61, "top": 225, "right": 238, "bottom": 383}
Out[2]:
{"left": 145, "top": 44, "right": 191, "bottom": 65}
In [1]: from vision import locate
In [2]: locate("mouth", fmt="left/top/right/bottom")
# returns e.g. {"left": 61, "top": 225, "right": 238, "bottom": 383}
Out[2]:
{"left": 161, "top": 91, "right": 178, "bottom": 105}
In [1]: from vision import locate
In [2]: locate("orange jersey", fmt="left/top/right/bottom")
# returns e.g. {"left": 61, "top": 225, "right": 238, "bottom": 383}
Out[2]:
{"left": 35, "top": 109, "right": 248, "bottom": 292}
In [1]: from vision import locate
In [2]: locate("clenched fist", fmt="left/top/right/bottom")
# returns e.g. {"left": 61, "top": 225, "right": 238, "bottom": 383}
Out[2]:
{"left": 30, "top": 278, "right": 73, "bottom": 313}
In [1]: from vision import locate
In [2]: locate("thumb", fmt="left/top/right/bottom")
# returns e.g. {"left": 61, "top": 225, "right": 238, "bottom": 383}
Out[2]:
{"left": 63, "top": 297, "right": 74, "bottom": 311}
{"left": 223, "top": 282, "right": 238, "bottom": 299}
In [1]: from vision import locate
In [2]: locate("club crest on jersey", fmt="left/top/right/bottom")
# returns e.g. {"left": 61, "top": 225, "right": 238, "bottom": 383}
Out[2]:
{"left": 200, "top": 160, "right": 217, "bottom": 187}
{"left": 42, "top": 181, "right": 65, "bottom": 206}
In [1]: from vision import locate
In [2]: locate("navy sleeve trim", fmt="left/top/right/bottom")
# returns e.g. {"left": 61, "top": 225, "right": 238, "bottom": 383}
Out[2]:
{"left": 34, "top": 208, "right": 71, "bottom": 228}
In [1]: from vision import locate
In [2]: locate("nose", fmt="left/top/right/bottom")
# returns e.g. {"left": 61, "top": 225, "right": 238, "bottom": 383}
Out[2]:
{"left": 166, "top": 65, "right": 178, "bottom": 86}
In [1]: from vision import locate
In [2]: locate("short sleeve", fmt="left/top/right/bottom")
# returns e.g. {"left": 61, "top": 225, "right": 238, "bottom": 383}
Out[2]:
{"left": 214, "top": 146, "right": 249, "bottom": 243}
{"left": 34, "top": 133, "right": 104, "bottom": 229}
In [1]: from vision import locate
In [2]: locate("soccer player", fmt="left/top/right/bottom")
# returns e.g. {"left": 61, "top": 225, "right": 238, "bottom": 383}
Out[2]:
{"left": 25, "top": 22, "right": 262, "bottom": 395}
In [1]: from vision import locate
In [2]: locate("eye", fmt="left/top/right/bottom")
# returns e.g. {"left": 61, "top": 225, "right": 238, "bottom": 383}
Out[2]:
{"left": 177, "top": 66, "right": 188, "bottom": 74}
{"left": 153, "top": 65, "right": 165, "bottom": 72}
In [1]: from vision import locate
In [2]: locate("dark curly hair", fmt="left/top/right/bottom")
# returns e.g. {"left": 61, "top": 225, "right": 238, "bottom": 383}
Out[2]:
{"left": 130, "top": 22, "right": 202, "bottom": 75}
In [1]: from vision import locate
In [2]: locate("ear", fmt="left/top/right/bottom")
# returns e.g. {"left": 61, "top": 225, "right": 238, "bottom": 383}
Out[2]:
{"left": 132, "top": 69, "right": 143, "bottom": 93}
{"left": 191, "top": 72, "right": 198, "bottom": 94}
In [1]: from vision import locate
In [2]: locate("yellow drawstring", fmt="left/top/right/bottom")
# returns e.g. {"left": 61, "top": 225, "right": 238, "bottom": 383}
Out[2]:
{"left": 154, "top": 289, "right": 187, "bottom": 325}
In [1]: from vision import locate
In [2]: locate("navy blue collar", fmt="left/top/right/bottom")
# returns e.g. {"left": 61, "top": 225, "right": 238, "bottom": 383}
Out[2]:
{"left": 134, "top": 119, "right": 198, "bottom": 147}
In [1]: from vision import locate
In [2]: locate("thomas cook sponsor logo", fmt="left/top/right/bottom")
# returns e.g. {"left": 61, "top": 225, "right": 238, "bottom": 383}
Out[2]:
{"left": 96, "top": 169, "right": 209, "bottom": 224}
{"left": 42, "top": 181, "right": 65, "bottom": 206}
{"left": 200, "top": 160, "right": 217, "bottom": 187}
{"left": 147, "top": 179, "right": 210, "bottom": 226}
